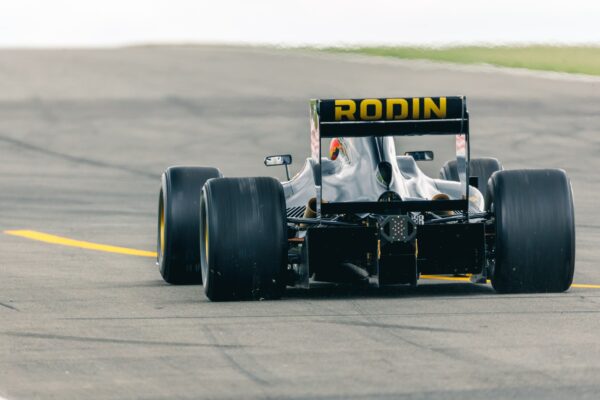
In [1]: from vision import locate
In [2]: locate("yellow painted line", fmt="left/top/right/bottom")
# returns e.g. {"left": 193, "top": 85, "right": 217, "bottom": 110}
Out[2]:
{"left": 420, "top": 274, "right": 473, "bottom": 282}
{"left": 4, "top": 230, "right": 157, "bottom": 258}
{"left": 421, "top": 274, "right": 600, "bottom": 289}
{"left": 5, "top": 229, "right": 600, "bottom": 289}
{"left": 571, "top": 283, "right": 600, "bottom": 289}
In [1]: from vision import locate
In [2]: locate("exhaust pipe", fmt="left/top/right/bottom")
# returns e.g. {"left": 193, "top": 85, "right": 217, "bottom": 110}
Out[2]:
{"left": 432, "top": 193, "right": 454, "bottom": 216}
{"left": 303, "top": 197, "right": 318, "bottom": 219}
{"left": 301, "top": 197, "right": 334, "bottom": 227}
{"left": 301, "top": 197, "right": 328, "bottom": 228}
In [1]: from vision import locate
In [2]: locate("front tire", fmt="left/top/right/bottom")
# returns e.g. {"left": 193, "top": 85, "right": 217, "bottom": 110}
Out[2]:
{"left": 158, "top": 166, "right": 222, "bottom": 284}
{"left": 488, "top": 169, "right": 575, "bottom": 293}
{"left": 200, "top": 177, "right": 288, "bottom": 301}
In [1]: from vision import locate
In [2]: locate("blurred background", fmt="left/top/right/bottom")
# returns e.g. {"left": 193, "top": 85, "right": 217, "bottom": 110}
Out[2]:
{"left": 2, "top": 0, "right": 600, "bottom": 47}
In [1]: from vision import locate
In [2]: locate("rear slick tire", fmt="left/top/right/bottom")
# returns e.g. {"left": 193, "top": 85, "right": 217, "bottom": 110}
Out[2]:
{"left": 200, "top": 177, "right": 288, "bottom": 301}
{"left": 158, "top": 166, "right": 222, "bottom": 284}
{"left": 488, "top": 169, "right": 575, "bottom": 293}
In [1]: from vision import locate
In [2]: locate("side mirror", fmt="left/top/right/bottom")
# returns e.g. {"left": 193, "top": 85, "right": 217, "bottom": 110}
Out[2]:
{"left": 264, "top": 154, "right": 292, "bottom": 166}
{"left": 264, "top": 154, "right": 292, "bottom": 180}
{"left": 404, "top": 151, "right": 434, "bottom": 161}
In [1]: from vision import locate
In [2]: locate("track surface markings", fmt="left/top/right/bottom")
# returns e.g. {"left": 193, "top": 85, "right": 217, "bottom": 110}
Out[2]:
{"left": 5, "top": 229, "right": 599, "bottom": 289}
{"left": 4, "top": 230, "right": 156, "bottom": 258}
{"left": 420, "top": 274, "right": 600, "bottom": 289}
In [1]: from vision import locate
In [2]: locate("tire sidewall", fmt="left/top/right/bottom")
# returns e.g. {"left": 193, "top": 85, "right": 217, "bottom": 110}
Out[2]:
{"left": 158, "top": 172, "right": 172, "bottom": 279}
{"left": 200, "top": 182, "right": 216, "bottom": 299}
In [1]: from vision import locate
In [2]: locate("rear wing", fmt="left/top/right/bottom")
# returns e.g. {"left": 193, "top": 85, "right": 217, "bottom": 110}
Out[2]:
{"left": 316, "top": 96, "right": 468, "bottom": 138}
{"left": 309, "top": 96, "right": 471, "bottom": 218}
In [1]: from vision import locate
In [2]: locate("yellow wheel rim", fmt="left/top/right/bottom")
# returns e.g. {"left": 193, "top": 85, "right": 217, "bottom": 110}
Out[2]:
{"left": 159, "top": 202, "right": 165, "bottom": 256}
{"left": 203, "top": 213, "right": 209, "bottom": 263}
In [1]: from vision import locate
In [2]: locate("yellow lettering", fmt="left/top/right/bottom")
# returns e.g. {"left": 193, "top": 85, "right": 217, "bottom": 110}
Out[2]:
{"left": 360, "top": 99, "right": 383, "bottom": 120}
{"left": 412, "top": 98, "right": 420, "bottom": 119}
{"left": 335, "top": 97, "right": 446, "bottom": 121}
{"left": 385, "top": 98, "right": 409, "bottom": 120}
{"left": 334, "top": 100, "right": 357, "bottom": 121}
{"left": 424, "top": 97, "right": 447, "bottom": 119}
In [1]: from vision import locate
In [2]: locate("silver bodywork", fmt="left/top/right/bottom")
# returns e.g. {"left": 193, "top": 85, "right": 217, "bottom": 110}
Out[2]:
{"left": 282, "top": 136, "right": 484, "bottom": 212}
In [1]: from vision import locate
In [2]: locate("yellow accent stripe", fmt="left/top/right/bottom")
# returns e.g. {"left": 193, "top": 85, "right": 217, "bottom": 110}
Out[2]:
{"left": 421, "top": 274, "right": 600, "bottom": 289}
{"left": 4, "top": 230, "right": 157, "bottom": 258}
{"left": 5, "top": 230, "right": 600, "bottom": 289}
{"left": 421, "top": 274, "right": 473, "bottom": 282}
{"left": 571, "top": 283, "right": 600, "bottom": 289}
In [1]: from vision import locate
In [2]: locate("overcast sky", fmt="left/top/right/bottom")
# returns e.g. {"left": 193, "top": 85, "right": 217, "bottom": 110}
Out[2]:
{"left": 1, "top": 0, "right": 599, "bottom": 47}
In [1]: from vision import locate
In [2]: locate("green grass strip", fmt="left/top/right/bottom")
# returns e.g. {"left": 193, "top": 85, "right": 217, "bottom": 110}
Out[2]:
{"left": 325, "top": 46, "right": 600, "bottom": 76}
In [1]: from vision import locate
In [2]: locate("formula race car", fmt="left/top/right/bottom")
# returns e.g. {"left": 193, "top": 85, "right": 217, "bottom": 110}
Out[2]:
{"left": 157, "top": 96, "right": 575, "bottom": 301}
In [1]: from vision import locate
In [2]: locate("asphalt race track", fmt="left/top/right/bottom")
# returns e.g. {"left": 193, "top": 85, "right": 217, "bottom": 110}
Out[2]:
{"left": 1, "top": 46, "right": 600, "bottom": 400}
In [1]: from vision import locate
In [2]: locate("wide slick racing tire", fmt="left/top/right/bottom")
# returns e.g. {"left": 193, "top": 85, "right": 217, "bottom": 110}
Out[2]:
{"left": 158, "top": 166, "right": 222, "bottom": 284}
{"left": 200, "top": 177, "right": 287, "bottom": 301}
{"left": 488, "top": 169, "right": 575, "bottom": 293}
{"left": 440, "top": 157, "right": 503, "bottom": 201}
